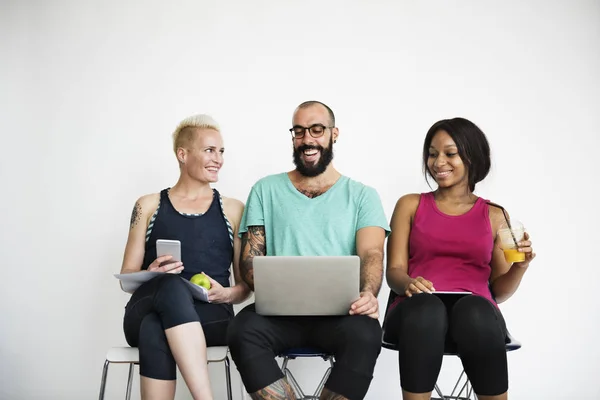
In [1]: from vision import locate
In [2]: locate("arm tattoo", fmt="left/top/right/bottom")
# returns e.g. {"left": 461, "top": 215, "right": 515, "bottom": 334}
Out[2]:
{"left": 248, "top": 226, "right": 266, "bottom": 256}
{"left": 320, "top": 388, "right": 348, "bottom": 400}
{"left": 240, "top": 233, "right": 251, "bottom": 285}
{"left": 240, "top": 226, "right": 266, "bottom": 290}
{"left": 250, "top": 378, "right": 295, "bottom": 400}
{"left": 360, "top": 250, "right": 384, "bottom": 296}
{"left": 129, "top": 202, "right": 141, "bottom": 229}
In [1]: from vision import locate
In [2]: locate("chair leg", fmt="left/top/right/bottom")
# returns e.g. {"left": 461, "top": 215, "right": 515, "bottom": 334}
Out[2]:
{"left": 281, "top": 357, "right": 304, "bottom": 399}
{"left": 434, "top": 383, "right": 446, "bottom": 400}
{"left": 224, "top": 356, "right": 233, "bottom": 400}
{"left": 285, "top": 370, "right": 304, "bottom": 399}
{"left": 313, "top": 357, "right": 334, "bottom": 397}
{"left": 240, "top": 378, "right": 248, "bottom": 400}
{"left": 452, "top": 370, "right": 474, "bottom": 400}
{"left": 454, "top": 378, "right": 471, "bottom": 400}
{"left": 125, "top": 363, "right": 135, "bottom": 400}
{"left": 281, "top": 356, "right": 289, "bottom": 372}
{"left": 449, "top": 369, "right": 465, "bottom": 398}
{"left": 467, "top": 381, "right": 475, "bottom": 400}
{"left": 98, "top": 360, "right": 110, "bottom": 400}
{"left": 434, "top": 369, "right": 475, "bottom": 400}
{"left": 280, "top": 356, "right": 336, "bottom": 400}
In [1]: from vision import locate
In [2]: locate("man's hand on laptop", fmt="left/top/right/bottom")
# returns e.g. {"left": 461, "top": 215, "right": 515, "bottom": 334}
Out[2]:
{"left": 349, "top": 291, "right": 379, "bottom": 319}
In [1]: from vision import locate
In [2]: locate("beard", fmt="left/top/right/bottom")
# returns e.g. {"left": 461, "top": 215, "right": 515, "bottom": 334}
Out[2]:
{"left": 292, "top": 135, "right": 334, "bottom": 177}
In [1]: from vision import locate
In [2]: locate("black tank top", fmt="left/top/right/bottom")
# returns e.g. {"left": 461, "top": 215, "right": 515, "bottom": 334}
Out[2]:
{"left": 142, "top": 188, "right": 233, "bottom": 289}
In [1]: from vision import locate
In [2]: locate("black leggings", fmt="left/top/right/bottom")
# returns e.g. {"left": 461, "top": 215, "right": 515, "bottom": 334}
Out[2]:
{"left": 123, "top": 274, "right": 233, "bottom": 380}
{"left": 383, "top": 294, "right": 508, "bottom": 396}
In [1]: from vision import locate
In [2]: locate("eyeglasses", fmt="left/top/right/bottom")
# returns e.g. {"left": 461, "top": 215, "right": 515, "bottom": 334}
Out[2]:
{"left": 289, "top": 124, "right": 333, "bottom": 139}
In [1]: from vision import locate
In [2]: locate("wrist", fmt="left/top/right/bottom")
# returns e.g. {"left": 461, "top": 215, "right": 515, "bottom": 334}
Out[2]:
{"left": 225, "top": 287, "right": 234, "bottom": 304}
{"left": 511, "top": 262, "right": 530, "bottom": 272}
{"left": 361, "top": 287, "right": 377, "bottom": 297}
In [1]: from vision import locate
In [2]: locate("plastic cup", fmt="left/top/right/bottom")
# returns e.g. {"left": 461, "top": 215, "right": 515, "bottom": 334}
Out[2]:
{"left": 497, "top": 220, "right": 526, "bottom": 263}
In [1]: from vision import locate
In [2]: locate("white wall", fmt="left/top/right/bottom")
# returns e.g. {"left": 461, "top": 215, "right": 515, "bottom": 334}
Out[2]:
{"left": 1, "top": 0, "right": 599, "bottom": 398}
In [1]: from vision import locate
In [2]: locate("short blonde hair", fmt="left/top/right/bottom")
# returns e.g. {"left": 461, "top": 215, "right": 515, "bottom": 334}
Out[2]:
{"left": 172, "top": 114, "right": 221, "bottom": 155}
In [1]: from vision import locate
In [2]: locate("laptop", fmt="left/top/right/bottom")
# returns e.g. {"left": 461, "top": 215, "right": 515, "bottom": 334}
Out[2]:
{"left": 253, "top": 255, "right": 361, "bottom": 316}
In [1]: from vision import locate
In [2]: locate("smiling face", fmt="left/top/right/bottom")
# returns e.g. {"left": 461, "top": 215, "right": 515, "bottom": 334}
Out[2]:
{"left": 177, "top": 128, "right": 224, "bottom": 183}
{"left": 291, "top": 104, "right": 338, "bottom": 177}
{"left": 426, "top": 129, "right": 469, "bottom": 189}
{"left": 422, "top": 117, "right": 492, "bottom": 192}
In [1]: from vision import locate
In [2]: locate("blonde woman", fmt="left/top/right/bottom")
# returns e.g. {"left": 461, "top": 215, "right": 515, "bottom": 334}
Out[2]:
{"left": 119, "top": 114, "right": 250, "bottom": 400}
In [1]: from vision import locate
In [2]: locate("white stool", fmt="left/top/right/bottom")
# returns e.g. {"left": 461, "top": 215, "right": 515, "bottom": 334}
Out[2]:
{"left": 98, "top": 346, "right": 232, "bottom": 400}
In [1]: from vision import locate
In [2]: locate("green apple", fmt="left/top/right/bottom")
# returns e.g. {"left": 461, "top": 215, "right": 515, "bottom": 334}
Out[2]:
{"left": 190, "top": 273, "right": 211, "bottom": 290}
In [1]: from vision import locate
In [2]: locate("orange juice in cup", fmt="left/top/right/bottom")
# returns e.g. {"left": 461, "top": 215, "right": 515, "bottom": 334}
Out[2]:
{"left": 497, "top": 220, "right": 526, "bottom": 263}
{"left": 502, "top": 248, "right": 525, "bottom": 263}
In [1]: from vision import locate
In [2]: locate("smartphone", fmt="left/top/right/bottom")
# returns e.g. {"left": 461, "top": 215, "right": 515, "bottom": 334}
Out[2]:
{"left": 156, "top": 239, "right": 182, "bottom": 267}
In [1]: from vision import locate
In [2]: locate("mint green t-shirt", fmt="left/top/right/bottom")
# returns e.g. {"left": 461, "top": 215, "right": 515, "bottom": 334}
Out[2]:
{"left": 239, "top": 173, "right": 390, "bottom": 256}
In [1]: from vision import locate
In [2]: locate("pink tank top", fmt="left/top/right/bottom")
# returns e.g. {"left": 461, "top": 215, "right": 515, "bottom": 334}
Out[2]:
{"left": 390, "top": 192, "right": 496, "bottom": 310}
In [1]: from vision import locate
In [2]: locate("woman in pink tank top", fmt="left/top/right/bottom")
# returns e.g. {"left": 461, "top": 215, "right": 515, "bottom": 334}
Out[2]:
{"left": 382, "top": 118, "right": 536, "bottom": 400}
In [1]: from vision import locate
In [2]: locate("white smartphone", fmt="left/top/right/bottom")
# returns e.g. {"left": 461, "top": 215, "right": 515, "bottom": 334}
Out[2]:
{"left": 156, "top": 239, "right": 182, "bottom": 267}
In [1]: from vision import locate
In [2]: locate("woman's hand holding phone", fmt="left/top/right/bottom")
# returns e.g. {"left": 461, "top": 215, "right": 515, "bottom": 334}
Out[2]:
{"left": 147, "top": 255, "right": 184, "bottom": 274}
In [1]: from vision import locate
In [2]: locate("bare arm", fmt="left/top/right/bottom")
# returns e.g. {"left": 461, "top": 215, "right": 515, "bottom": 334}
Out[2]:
{"left": 349, "top": 226, "right": 386, "bottom": 318}
{"left": 120, "top": 194, "right": 159, "bottom": 274}
{"left": 356, "top": 226, "right": 386, "bottom": 296}
{"left": 488, "top": 206, "right": 533, "bottom": 303}
{"left": 239, "top": 225, "right": 266, "bottom": 291}
{"left": 385, "top": 194, "right": 421, "bottom": 295}
{"left": 222, "top": 198, "right": 251, "bottom": 304}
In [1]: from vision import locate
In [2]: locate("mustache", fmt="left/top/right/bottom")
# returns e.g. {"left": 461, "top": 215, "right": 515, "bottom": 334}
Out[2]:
{"left": 296, "top": 144, "right": 324, "bottom": 152}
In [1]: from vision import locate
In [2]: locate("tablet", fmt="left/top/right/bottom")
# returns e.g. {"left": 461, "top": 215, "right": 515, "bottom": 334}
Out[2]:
{"left": 432, "top": 291, "right": 472, "bottom": 295}
{"left": 432, "top": 291, "right": 472, "bottom": 307}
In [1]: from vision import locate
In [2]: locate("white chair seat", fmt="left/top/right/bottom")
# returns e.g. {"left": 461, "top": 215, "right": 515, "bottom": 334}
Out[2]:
{"left": 207, "top": 346, "right": 229, "bottom": 362}
{"left": 100, "top": 346, "right": 233, "bottom": 400}
{"left": 106, "top": 347, "right": 139, "bottom": 363}
{"left": 105, "top": 346, "right": 229, "bottom": 363}
{"left": 104, "top": 268, "right": 242, "bottom": 399}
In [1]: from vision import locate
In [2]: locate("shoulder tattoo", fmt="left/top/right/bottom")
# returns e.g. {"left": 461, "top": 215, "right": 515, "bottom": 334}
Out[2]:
{"left": 130, "top": 202, "right": 142, "bottom": 229}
